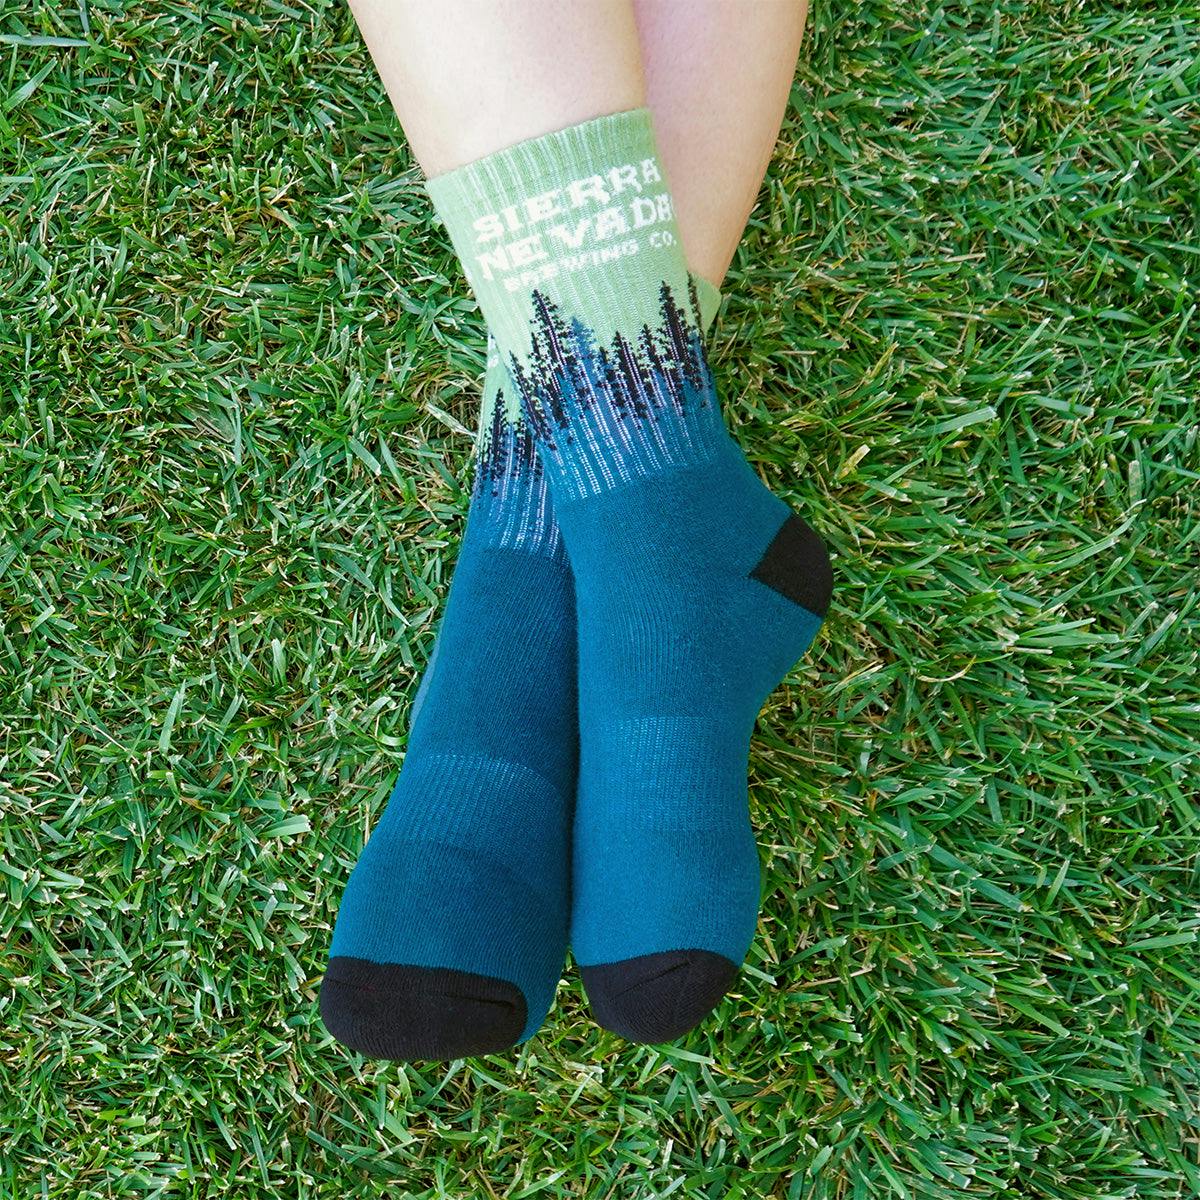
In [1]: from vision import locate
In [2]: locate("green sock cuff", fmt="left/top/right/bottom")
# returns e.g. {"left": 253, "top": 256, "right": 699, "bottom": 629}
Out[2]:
{"left": 427, "top": 109, "right": 656, "bottom": 229}
{"left": 693, "top": 276, "right": 722, "bottom": 330}
{"left": 444, "top": 104, "right": 719, "bottom": 453}
{"left": 426, "top": 108, "right": 695, "bottom": 362}
{"left": 427, "top": 109, "right": 719, "bottom": 339}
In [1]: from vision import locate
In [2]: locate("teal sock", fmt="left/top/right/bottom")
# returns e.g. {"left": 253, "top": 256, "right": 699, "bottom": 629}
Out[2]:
{"left": 410, "top": 264, "right": 721, "bottom": 721}
{"left": 320, "top": 353, "right": 575, "bottom": 1060}
{"left": 428, "top": 110, "right": 832, "bottom": 1043}
{"left": 323, "top": 265, "right": 720, "bottom": 1059}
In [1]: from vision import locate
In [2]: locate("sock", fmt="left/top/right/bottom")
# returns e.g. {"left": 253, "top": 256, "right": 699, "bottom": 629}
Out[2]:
{"left": 320, "top": 351, "right": 575, "bottom": 1060}
{"left": 411, "top": 262, "right": 721, "bottom": 725}
{"left": 322, "top": 264, "right": 720, "bottom": 1059}
{"left": 428, "top": 110, "right": 833, "bottom": 1044}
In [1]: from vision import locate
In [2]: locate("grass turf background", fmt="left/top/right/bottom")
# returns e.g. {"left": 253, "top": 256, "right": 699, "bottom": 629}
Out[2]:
{"left": 2, "top": 0, "right": 1199, "bottom": 1196}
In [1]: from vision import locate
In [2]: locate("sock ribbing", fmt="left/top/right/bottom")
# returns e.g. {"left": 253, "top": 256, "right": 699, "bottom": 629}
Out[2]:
{"left": 470, "top": 342, "right": 563, "bottom": 557}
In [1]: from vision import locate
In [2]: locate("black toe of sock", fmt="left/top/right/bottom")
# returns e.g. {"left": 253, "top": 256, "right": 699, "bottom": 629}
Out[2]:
{"left": 320, "top": 957, "right": 527, "bottom": 1061}
{"left": 580, "top": 949, "right": 739, "bottom": 1044}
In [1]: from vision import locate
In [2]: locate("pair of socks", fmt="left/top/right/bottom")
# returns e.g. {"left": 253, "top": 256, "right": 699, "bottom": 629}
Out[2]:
{"left": 320, "top": 110, "right": 831, "bottom": 1059}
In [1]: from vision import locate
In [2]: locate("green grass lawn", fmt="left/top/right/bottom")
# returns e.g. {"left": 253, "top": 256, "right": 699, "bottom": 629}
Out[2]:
{"left": 3, "top": 0, "right": 1199, "bottom": 1196}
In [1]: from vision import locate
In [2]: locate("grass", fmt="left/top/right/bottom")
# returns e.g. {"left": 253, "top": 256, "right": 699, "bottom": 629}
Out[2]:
{"left": 2, "top": 0, "right": 1198, "bottom": 1196}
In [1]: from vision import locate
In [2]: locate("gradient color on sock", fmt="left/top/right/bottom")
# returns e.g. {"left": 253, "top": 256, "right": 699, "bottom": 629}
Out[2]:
{"left": 428, "top": 109, "right": 832, "bottom": 1044}
{"left": 414, "top": 270, "right": 720, "bottom": 724}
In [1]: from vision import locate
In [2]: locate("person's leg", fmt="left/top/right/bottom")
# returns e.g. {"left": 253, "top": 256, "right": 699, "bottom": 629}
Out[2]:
{"left": 412, "top": 14, "right": 829, "bottom": 1045}
{"left": 322, "top": 2, "right": 653, "bottom": 1061}
{"left": 323, "top": 0, "right": 827, "bottom": 1055}
{"left": 347, "top": 0, "right": 644, "bottom": 177}
{"left": 319, "top": 0, "right": 645, "bottom": 1062}
{"left": 318, "top": 367, "right": 577, "bottom": 1060}
{"left": 320, "top": 0, "right": 736, "bottom": 1062}
{"left": 637, "top": 0, "right": 809, "bottom": 287}
{"left": 557, "top": 0, "right": 817, "bottom": 1042}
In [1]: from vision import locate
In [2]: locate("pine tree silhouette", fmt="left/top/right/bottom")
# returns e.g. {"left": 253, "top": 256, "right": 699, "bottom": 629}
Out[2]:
{"left": 508, "top": 353, "right": 554, "bottom": 449}
{"left": 531, "top": 291, "right": 576, "bottom": 430}
{"left": 686, "top": 275, "right": 704, "bottom": 334}
{"left": 614, "top": 330, "right": 652, "bottom": 421}
{"left": 483, "top": 279, "right": 710, "bottom": 482}
{"left": 475, "top": 392, "right": 543, "bottom": 497}
{"left": 640, "top": 323, "right": 682, "bottom": 414}
{"left": 509, "top": 419, "right": 539, "bottom": 480}
{"left": 659, "top": 282, "right": 701, "bottom": 392}
{"left": 569, "top": 316, "right": 604, "bottom": 412}
{"left": 476, "top": 386, "right": 509, "bottom": 489}
{"left": 681, "top": 276, "right": 712, "bottom": 397}
{"left": 596, "top": 345, "right": 620, "bottom": 416}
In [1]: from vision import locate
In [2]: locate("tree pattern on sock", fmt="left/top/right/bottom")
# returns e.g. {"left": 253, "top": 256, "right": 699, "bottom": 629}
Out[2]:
{"left": 502, "top": 284, "right": 726, "bottom": 501}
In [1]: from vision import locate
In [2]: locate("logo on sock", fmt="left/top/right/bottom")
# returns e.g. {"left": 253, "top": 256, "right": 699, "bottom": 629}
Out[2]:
{"left": 467, "top": 158, "right": 677, "bottom": 290}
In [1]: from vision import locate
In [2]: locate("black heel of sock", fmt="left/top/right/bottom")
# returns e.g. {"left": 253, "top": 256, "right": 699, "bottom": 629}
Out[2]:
{"left": 749, "top": 514, "right": 833, "bottom": 618}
